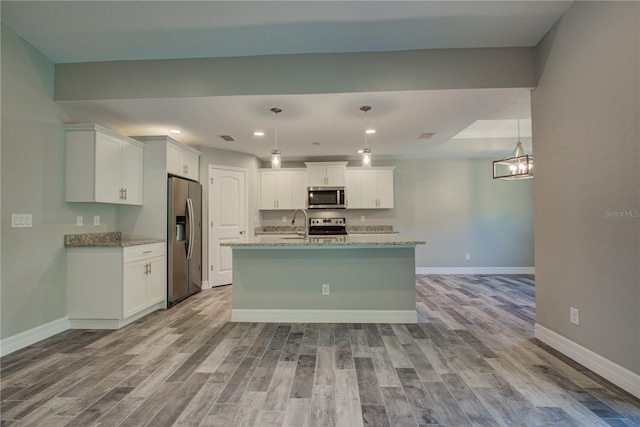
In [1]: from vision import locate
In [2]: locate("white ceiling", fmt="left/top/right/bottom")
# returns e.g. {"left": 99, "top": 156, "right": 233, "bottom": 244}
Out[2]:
{"left": 2, "top": 1, "right": 571, "bottom": 161}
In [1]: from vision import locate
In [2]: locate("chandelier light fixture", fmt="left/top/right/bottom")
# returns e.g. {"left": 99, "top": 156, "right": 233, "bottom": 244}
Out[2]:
{"left": 270, "top": 107, "right": 282, "bottom": 168}
{"left": 360, "top": 105, "right": 374, "bottom": 167}
{"left": 492, "top": 119, "right": 533, "bottom": 180}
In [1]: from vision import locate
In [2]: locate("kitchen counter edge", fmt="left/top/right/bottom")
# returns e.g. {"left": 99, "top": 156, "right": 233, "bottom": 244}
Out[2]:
{"left": 222, "top": 235, "right": 425, "bottom": 248}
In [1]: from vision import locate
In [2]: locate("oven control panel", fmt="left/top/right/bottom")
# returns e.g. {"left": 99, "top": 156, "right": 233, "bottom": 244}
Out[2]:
{"left": 310, "top": 218, "right": 345, "bottom": 226}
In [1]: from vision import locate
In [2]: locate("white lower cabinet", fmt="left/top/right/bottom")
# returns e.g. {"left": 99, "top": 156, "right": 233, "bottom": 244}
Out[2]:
{"left": 67, "top": 242, "right": 166, "bottom": 329}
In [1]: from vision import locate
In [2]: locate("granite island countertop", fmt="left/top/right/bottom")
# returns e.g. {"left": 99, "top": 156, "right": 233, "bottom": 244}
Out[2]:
{"left": 222, "top": 234, "right": 425, "bottom": 248}
{"left": 64, "top": 232, "right": 164, "bottom": 248}
{"left": 254, "top": 225, "right": 398, "bottom": 235}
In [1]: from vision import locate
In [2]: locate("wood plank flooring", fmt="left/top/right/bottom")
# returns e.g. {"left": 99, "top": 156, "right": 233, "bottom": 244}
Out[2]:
{"left": 2, "top": 274, "right": 639, "bottom": 426}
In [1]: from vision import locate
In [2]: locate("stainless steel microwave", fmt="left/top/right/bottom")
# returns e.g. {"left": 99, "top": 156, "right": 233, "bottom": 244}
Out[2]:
{"left": 307, "top": 187, "right": 346, "bottom": 209}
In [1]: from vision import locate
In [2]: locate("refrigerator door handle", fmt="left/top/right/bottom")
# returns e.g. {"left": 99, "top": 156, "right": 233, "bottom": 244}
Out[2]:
{"left": 186, "top": 198, "right": 195, "bottom": 260}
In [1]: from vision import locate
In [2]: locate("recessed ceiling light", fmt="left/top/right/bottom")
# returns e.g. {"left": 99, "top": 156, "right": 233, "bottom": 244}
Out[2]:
{"left": 169, "top": 129, "right": 182, "bottom": 134}
{"left": 366, "top": 129, "right": 376, "bottom": 134}
{"left": 253, "top": 131, "right": 265, "bottom": 137}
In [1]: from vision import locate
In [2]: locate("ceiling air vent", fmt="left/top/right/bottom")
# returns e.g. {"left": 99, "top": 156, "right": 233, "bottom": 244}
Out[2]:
{"left": 219, "top": 135, "right": 236, "bottom": 142}
{"left": 417, "top": 132, "right": 435, "bottom": 140}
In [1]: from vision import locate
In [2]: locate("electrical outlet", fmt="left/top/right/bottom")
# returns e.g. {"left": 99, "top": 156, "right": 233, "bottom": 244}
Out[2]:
{"left": 76, "top": 216, "right": 83, "bottom": 226}
{"left": 282, "top": 216, "right": 287, "bottom": 223}
{"left": 94, "top": 215, "right": 101, "bottom": 226}
{"left": 322, "top": 284, "right": 330, "bottom": 295}
{"left": 570, "top": 307, "right": 580, "bottom": 325}
{"left": 465, "top": 253, "right": 471, "bottom": 261}
{"left": 360, "top": 215, "right": 365, "bottom": 222}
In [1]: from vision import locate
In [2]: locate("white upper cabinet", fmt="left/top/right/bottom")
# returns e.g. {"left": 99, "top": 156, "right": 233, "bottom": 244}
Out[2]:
{"left": 259, "top": 169, "right": 307, "bottom": 210}
{"left": 66, "top": 124, "right": 144, "bottom": 205}
{"left": 291, "top": 170, "right": 308, "bottom": 209}
{"left": 166, "top": 140, "right": 200, "bottom": 181}
{"left": 345, "top": 169, "right": 363, "bottom": 209}
{"left": 305, "top": 162, "right": 347, "bottom": 186}
{"left": 345, "top": 167, "right": 395, "bottom": 209}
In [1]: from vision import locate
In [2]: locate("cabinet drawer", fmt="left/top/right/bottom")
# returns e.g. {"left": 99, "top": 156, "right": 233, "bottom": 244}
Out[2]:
{"left": 123, "top": 243, "right": 165, "bottom": 262}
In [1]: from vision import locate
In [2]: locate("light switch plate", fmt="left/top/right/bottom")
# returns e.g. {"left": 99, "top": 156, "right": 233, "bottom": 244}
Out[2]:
{"left": 570, "top": 307, "right": 580, "bottom": 325}
{"left": 11, "top": 214, "right": 32, "bottom": 228}
{"left": 76, "top": 216, "right": 83, "bottom": 226}
{"left": 94, "top": 215, "right": 100, "bottom": 226}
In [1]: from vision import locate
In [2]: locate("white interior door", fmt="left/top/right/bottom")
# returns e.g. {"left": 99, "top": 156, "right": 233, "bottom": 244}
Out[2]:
{"left": 209, "top": 166, "right": 246, "bottom": 287}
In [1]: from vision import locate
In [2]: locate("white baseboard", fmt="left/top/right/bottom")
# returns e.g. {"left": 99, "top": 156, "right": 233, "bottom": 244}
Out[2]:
{"left": 201, "top": 280, "right": 211, "bottom": 290}
{"left": 231, "top": 309, "right": 417, "bottom": 323}
{"left": 416, "top": 267, "right": 535, "bottom": 275}
{"left": 535, "top": 324, "right": 640, "bottom": 399}
{"left": 1, "top": 317, "right": 70, "bottom": 357}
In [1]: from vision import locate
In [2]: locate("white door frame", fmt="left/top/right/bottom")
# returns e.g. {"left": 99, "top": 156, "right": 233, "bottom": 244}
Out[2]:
{"left": 208, "top": 164, "right": 249, "bottom": 288}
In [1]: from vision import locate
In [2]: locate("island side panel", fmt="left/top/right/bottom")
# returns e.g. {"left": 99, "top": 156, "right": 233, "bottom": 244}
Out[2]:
{"left": 231, "top": 247, "right": 416, "bottom": 322}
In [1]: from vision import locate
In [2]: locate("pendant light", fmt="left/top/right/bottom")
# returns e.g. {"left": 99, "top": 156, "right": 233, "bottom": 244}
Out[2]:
{"left": 492, "top": 119, "right": 533, "bottom": 180}
{"left": 270, "top": 107, "right": 282, "bottom": 168}
{"left": 360, "top": 105, "right": 374, "bottom": 167}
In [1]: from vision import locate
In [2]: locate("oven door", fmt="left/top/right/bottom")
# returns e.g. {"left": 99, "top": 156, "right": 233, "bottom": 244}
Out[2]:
{"left": 307, "top": 187, "right": 345, "bottom": 209}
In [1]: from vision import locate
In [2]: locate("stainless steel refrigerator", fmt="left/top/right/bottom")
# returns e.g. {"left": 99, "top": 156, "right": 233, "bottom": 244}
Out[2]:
{"left": 168, "top": 176, "right": 202, "bottom": 306}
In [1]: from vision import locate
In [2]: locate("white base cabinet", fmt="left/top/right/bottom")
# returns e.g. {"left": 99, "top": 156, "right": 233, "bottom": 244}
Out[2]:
{"left": 65, "top": 124, "right": 144, "bottom": 205}
{"left": 345, "top": 167, "right": 395, "bottom": 209}
{"left": 67, "top": 243, "right": 166, "bottom": 329}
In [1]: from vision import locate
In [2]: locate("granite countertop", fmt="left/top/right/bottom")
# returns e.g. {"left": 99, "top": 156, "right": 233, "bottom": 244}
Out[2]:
{"left": 255, "top": 225, "right": 397, "bottom": 235}
{"left": 255, "top": 226, "right": 305, "bottom": 235}
{"left": 222, "top": 234, "right": 425, "bottom": 248}
{"left": 64, "top": 232, "right": 164, "bottom": 248}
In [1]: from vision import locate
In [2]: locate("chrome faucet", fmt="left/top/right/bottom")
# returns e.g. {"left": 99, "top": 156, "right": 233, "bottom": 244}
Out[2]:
{"left": 291, "top": 209, "right": 309, "bottom": 240}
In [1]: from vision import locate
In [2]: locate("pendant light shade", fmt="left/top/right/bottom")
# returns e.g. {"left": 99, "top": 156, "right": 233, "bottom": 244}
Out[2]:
{"left": 360, "top": 105, "right": 373, "bottom": 167}
{"left": 361, "top": 148, "right": 372, "bottom": 167}
{"left": 270, "top": 107, "right": 282, "bottom": 169}
{"left": 271, "top": 149, "right": 281, "bottom": 168}
{"left": 493, "top": 120, "right": 533, "bottom": 180}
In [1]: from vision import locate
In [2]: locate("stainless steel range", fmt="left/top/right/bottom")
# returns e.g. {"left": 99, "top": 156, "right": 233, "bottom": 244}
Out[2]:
{"left": 308, "top": 217, "right": 347, "bottom": 236}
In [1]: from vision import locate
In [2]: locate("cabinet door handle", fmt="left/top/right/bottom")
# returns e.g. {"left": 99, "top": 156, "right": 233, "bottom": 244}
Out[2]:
{"left": 143, "top": 250, "right": 152, "bottom": 254}
{"left": 183, "top": 164, "right": 188, "bottom": 174}
{"left": 148, "top": 263, "right": 151, "bottom": 275}
{"left": 123, "top": 188, "right": 127, "bottom": 200}
{"left": 119, "top": 188, "right": 123, "bottom": 200}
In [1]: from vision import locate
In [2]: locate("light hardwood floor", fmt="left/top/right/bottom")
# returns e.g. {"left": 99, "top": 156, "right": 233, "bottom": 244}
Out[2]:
{"left": 1, "top": 275, "right": 639, "bottom": 426}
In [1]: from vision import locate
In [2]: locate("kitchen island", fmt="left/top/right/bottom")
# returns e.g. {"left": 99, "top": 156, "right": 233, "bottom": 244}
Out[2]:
{"left": 222, "top": 234, "right": 425, "bottom": 323}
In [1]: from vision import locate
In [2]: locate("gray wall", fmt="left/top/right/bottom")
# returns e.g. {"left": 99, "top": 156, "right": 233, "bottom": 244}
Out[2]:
{"left": 1, "top": 25, "right": 119, "bottom": 339}
{"left": 199, "top": 146, "right": 261, "bottom": 283}
{"left": 532, "top": 2, "right": 639, "bottom": 374}
{"left": 54, "top": 47, "right": 536, "bottom": 100}
{"left": 262, "top": 158, "right": 534, "bottom": 268}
